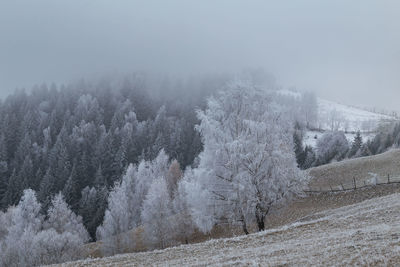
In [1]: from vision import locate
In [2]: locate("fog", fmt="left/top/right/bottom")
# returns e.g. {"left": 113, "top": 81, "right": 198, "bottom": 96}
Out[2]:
{"left": 1, "top": 0, "right": 399, "bottom": 111}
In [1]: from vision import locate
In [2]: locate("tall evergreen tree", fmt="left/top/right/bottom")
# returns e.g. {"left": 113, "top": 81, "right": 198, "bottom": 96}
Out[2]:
{"left": 348, "top": 131, "right": 363, "bottom": 158}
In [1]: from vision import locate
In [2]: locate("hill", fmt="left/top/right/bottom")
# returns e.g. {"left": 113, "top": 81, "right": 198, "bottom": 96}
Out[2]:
{"left": 278, "top": 89, "right": 398, "bottom": 147}
{"left": 54, "top": 192, "right": 400, "bottom": 266}
{"left": 308, "top": 148, "right": 400, "bottom": 190}
{"left": 317, "top": 98, "right": 396, "bottom": 132}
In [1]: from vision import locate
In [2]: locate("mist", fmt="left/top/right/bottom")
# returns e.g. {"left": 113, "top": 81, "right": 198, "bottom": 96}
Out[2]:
{"left": 1, "top": 0, "right": 399, "bottom": 111}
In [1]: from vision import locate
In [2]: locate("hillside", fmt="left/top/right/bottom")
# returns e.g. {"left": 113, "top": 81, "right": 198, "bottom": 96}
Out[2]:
{"left": 54, "top": 192, "right": 400, "bottom": 266}
{"left": 308, "top": 148, "right": 400, "bottom": 190}
{"left": 278, "top": 89, "right": 397, "bottom": 133}
{"left": 279, "top": 89, "right": 398, "bottom": 147}
{"left": 317, "top": 98, "right": 396, "bottom": 132}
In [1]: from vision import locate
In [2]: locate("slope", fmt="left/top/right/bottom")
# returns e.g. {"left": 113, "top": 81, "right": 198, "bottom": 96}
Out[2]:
{"left": 308, "top": 148, "right": 400, "bottom": 190}
{"left": 54, "top": 192, "right": 400, "bottom": 266}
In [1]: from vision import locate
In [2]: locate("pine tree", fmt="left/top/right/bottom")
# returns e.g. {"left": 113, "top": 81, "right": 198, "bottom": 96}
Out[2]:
{"left": 3, "top": 169, "right": 27, "bottom": 206}
{"left": 293, "top": 123, "right": 306, "bottom": 168}
{"left": 348, "top": 131, "right": 363, "bottom": 158}
{"left": 62, "top": 163, "right": 80, "bottom": 211}
{"left": 38, "top": 168, "right": 56, "bottom": 210}
{"left": 94, "top": 165, "right": 107, "bottom": 188}
{"left": 18, "top": 155, "right": 33, "bottom": 189}
{"left": 46, "top": 192, "right": 89, "bottom": 242}
{"left": 357, "top": 143, "right": 372, "bottom": 158}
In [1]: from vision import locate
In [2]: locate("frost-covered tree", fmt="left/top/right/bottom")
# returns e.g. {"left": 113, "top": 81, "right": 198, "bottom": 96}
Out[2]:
{"left": 0, "top": 189, "right": 43, "bottom": 267}
{"left": 166, "top": 159, "right": 182, "bottom": 198}
{"left": 172, "top": 169, "right": 196, "bottom": 244}
{"left": 0, "top": 190, "right": 89, "bottom": 267}
{"left": 97, "top": 150, "right": 171, "bottom": 254}
{"left": 300, "top": 91, "right": 318, "bottom": 129}
{"left": 38, "top": 193, "right": 89, "bottom": 264}
{"left": 316, "top": 131, "right": 349, "bottom": 165}
{"left": 327, "top": 109, "right": 345, "bottom": 131}
{"left": 96, "top": 164, "right": 137, "bottom": 255}
{"left": 45, "top": 193, "right": 89, "bottom": 241}
{"left": 192, "top": 81, "right": 306, "bottom": 233}
{"left": 141, "top": 177, "right": 173, "bottom": 249}
{"left": 134, "top": 149, "right": 169, "bottom": 212}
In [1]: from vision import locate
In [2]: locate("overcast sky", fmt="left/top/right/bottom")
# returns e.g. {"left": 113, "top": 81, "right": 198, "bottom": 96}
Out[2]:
{"left": 1, "top": 0, "right": 399, "bottom": 111}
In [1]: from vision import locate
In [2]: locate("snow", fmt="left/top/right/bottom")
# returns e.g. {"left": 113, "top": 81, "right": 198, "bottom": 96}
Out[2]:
{"left": 55, "top": 193, "right": 400, "bottom": 266}
{"left": 278, "top": 89, "right": 397, "bottom": 131}
{"left": 303, "top": 130, "right": 376, "bottom": 148}
{"left": 317, "top": 98, "right": 396, "bottom": 132}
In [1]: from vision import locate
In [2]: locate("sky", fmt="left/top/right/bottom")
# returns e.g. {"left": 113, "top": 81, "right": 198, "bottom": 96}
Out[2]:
{"left": 0, "top": 0, "right": 399, "bottom": 111}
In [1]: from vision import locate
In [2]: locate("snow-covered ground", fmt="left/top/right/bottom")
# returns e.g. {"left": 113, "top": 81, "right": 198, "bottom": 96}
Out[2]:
{"left": 278, "top": 89, "right": 397, "bottom": 135}
{"left": 317, "top": 98, "right": 396, "bottom": 132}
{"left": 279, "top": 89, "right": 397, "bottom": 147}
{"left": 303, "top": 130, "right": 376, "bottom": 147}
{"left": 56, "top": 192, "right": 400, "bottom": 266}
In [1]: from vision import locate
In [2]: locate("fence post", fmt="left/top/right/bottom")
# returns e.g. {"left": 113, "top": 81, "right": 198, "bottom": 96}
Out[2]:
{"left": 388, "top": 174, "right": 390, "bottom": 184}
{"left": 353, "top": 177, "right": 356, "bottom": 190}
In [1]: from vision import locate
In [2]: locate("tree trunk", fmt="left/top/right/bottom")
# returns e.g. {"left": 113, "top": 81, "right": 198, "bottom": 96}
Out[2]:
{"left": 240, "top": 214, "right": 249, "bottom": 235}
{"left": 255, "top": 206, "right": 269, "bottom": 232}
{"left": 242, "top": 221, "right": 249, "bottom": 235}
{"left": 256, "top": 216, "right": 265, "bottom": 231}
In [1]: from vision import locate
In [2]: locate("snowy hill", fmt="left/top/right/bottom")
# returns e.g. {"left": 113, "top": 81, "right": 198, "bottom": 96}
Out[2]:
{"left": 278, "top": 89, "right": 398, "bottom": 147}
{"left": 311, "top": 98, "right": 397, "bottom": 147}
{"left": 317, "top": 98, "right": 396, "bottom": 132}
{"left": 279, "top": 89, "right": 397, "bottom": 132}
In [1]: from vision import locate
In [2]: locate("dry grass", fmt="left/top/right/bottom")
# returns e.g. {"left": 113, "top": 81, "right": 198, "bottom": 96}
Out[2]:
{"left": 55, "top": 193, "right": 400, "bottom": 266}
{"left": 308, "top": 148, "right": 400, "bottom": 190}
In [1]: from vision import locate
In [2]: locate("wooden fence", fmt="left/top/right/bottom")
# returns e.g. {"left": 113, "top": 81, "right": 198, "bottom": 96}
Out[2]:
{"left": 304, "top": 174, "right": 400, "bottom": 194}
